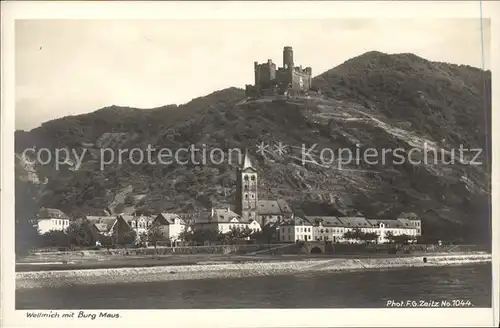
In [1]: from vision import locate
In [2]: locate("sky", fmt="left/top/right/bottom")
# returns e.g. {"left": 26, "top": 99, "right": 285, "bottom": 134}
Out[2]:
{"left": 15, "top": 19, "right": 491, "bottom": 131}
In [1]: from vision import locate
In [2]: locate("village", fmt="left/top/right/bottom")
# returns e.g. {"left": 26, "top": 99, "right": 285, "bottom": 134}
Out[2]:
{"left": 28, "top": 47, "right": 424, "bottom": 252}
{"left": 33, "top": 151, "right": 422, "bottom": 251}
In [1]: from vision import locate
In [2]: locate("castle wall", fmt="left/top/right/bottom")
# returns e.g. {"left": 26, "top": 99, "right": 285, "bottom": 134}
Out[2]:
{"left": 275, "top": 68, "right": 292, "bottom": 88}
{"left": 291, "top": 70, "right": 312, "bottom": 92}
{"left": 255, "top": 61, "right": 276, "bottom": 87}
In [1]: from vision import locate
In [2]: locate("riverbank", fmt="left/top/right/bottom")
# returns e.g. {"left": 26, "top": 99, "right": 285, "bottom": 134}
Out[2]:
{"left": 17, "top": 252, "right": 469, "bottom": 272}
{"left": 16, "top": 252, "right": 491, "bottom": 289}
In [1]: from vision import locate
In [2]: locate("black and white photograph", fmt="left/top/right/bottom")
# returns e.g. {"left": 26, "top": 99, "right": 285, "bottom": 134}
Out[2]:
{"left": 1, "top": 1, "right": 498, "bottom": 327}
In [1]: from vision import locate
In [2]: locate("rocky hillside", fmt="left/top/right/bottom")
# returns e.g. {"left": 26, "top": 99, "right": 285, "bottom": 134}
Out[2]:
{"left": 15, "top": 51, "right": 492, "bottom": 243}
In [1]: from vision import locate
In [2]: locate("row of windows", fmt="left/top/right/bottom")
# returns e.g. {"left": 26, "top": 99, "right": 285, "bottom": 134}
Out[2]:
{"left": 52, "top": 219, "right": 69, "bottom": 226}
{"left": 281, "top": 227, "right": 312, "bottom": 233}
{"left": 281, "top": 226, "right": 420, "bottom": 234}
{"left": 129, "top": 221, "right": 152, "bottom": 228}
{"left": 319, "top": 228, "right": 343, "bottom": 234}
{"left": 281, "top": 235, "right": 311, "bottom": 241}
{"left": 228, "top": 224, "right": 246, "bottom": 230}
{"left": 316, "top": 236, "right": 340, "bottom": 241}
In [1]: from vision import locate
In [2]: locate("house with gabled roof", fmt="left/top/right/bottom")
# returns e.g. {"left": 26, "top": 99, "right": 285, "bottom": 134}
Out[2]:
{"left": 36, "top": 207, "right": 71, "bottom": 234}
{"left": 256, "top": 199, "right": 294, "bottom": 227}
{"left": 194, "top": 207, "right": 261, "bottom": 235}
{"left": 278, "top": 216, "right": 313, "bottom": 242}
{"left": 306, "top": 216, "right": 346, "bottom": 242}
{"left": 84, "top": 215, "right": 131, "bottom": 237}
{"left": 368, "top": 218, "right": 419, "bottom": 243}
{"left": 120, "top": 213, "right": 154, "bottom": 238}
{"left": 277, "top": 214, "right": 421, "bottom": 244}
{"left": 397, "top": 212, "right": 422, "bottom": 235}
{"left": 152, "top": 212, "right": 188, "bottom": 242}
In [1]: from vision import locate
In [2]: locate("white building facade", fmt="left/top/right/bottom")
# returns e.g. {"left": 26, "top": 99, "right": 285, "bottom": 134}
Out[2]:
{"left": 36, "top": 208, "right": 70, "bottom": 234}
{"left": 154, "top": 213, "right": 188, "bottom": 242}
{"left": 37, "top": 218, "right": 70, "bottom": 234}
{"left": 278, "top": 217, "right": 314, "bottom": 242}
{"left": 278, "top": 215, "right": 422, "bottom": 244}
{"left": 122, "top": 214, "right": 155, "bottom": 237}
{"left": 194, "top": 208, "right": 262, "bottom": 235}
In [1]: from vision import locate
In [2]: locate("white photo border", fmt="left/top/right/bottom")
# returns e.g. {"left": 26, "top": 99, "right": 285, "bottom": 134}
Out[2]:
{"left": 1, "top": 1, "right": 498, "bottom": 327}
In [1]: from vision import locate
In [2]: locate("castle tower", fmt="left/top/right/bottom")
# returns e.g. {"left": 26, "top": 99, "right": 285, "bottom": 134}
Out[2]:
{"left": 235, "top": 150, "right": 258, "bottom": 221}
{"left": 254, "top": 61, "right": 260, "bottom": 85}
{"left": 283, "top": 46, "right": 294, "bottom": 69}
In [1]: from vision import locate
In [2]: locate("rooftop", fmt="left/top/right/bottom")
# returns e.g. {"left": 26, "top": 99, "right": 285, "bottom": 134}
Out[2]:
{"left": 38, "top": 208, "right": 69, "bottom": 220}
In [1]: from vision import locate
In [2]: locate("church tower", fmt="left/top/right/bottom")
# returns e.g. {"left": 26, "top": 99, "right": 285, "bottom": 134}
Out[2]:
{"left": 235, "top": 150, "right": 258, "bottom": 221}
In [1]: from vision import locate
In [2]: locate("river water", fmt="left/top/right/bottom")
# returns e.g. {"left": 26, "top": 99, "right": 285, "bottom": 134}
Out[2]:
{"left": 16, "top": 264, "right": 491, "bottom": 309}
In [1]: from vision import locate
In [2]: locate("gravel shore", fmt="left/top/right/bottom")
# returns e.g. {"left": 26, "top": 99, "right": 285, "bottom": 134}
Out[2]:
{"left": 16, "top": 253, "right": 491, "bottom": 289}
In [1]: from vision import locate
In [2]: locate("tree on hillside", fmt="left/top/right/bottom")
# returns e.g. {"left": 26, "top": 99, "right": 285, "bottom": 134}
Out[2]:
{"left": 113, "top": 229, "right": 136, "bottom": 247}
{"left": 179, "top": 225, "right": 226, "bottom": 245}
{"left": 360, "top": 232, "right": 379, "bottom": 244}
{"left": 178, "top": 225, "right": 195, "bottom": 245}
{"left": 98, "top": 233, "right": 113, "bottom": 248}
{"left": 391, "top": 234, "right": 413, "bottom": 245}
{"left": 40, "top": 230, "right": 69, "bottom": 247}
{"left": 147, "top": 224, "right": 164, "bottom": 248}
{"left": 15, "top": 179, "right": 41, "bottom": 255}
{"left": 15, "top": 219, "right": 40, "bottom": 255}
{"left": 66, "top": 220, "right": 96, "bottom": 247}
{"left": 251, "top": 225, "right": 277, "bottom": 245}
{"left": 385, "top": 231, "right": 395, "bottom": 243}
{"left": 226, "top": 226, "right": 254, "bottom": 243}
{"left": 137, "top": 232, "right": 148, "bottom": 247}
{"left": 385, "top": 231, "right": 414, "bottom": 245}
{"left": 343, "top": 228, "right": 364, "bottom": 243}
{"left": 240, "top": 226, "right": 254, "bottom": 239}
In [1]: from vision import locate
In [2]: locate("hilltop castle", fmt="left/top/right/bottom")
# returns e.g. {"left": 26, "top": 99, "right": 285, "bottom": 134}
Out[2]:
{"left": 245, "top": 46, "right": 312, "bottom": 98}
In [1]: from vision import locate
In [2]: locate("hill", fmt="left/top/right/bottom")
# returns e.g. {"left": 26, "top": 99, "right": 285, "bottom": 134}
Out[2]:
{"left": 14, "top": 51, "right": 492, "bottom": 243}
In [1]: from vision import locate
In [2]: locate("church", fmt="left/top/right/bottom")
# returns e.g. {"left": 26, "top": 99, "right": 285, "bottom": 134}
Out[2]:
{"left": 195, "top": 151, "right": 294, "bottom": 233}
{"left": 235, "top": 151, "right": 294, "bottom": 228}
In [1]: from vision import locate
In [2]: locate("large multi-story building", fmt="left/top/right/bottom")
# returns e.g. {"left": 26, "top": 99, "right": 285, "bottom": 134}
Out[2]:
{"left": 245, "top": 46, "right": 312, "bottom": 97}
{"left": 277, "top": 215, "right": 422, "bottom": 244}
{"left": 278, "top": 216, "right": 314, "bottom": 242}
{"left": 194, "top": 208, "right": 261, "bottom": 235}
{"left": 35, "top": 208, "right": 71, "bottom": 234}
{"left": 121, "top": 213, "right": 155, "bottom": 237}
{"left": 152, "top": 213, "right": 188, "bottom": 242}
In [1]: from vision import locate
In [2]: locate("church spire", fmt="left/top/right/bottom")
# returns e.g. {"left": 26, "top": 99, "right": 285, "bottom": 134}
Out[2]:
{"left": 242, "top": 149, "right": 254, "bottom": 170}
